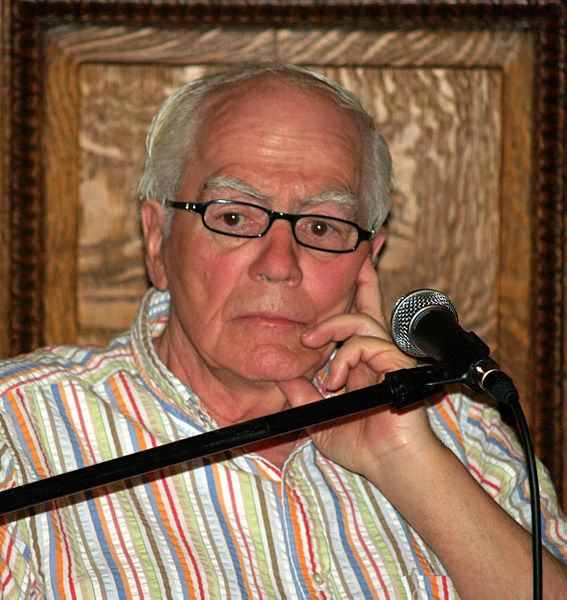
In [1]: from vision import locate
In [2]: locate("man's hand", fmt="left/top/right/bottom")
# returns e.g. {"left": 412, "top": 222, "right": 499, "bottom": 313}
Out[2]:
{"left": 278, "top": 256, "right": 441, "bottom": 482}
{"left": 280, "top": 256, "right": 567, "bottom": 599}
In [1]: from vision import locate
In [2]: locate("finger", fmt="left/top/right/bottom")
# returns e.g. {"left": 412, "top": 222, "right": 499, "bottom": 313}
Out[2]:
{"left": 278, "top": 377, "right": 323, "bottom": 410}
{"left": 328, "top": 335, "right": 417, "bottom": 390}
{"left": 353, "top": 256, "right": 386, "bottom": 325}
{"left": 301, "top": 313, "right": 388, "bottom": 348}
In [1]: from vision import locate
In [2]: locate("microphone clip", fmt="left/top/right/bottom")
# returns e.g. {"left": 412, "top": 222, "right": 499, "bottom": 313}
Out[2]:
{"left": 383, "top": 359, "right": 519, "bottom": 410}
{"left": 384, "top": 365, "right": 451, "bottom": 410}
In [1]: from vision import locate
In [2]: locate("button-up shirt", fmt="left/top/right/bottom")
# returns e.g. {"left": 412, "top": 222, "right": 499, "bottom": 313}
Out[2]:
{"left": 0, "top": 289, "right": 566, "bottom": 599}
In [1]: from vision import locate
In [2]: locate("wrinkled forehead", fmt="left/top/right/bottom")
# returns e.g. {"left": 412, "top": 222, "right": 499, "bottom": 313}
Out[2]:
{"left": 198, "top": 73, "right": 364, "bottom": 142}
{"left": 195, "top": 76, "right": 364, "bottom": 178}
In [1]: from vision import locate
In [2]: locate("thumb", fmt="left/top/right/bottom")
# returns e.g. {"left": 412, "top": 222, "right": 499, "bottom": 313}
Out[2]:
{"left": 278, "top": 377, "right": 323, "bottom": 410}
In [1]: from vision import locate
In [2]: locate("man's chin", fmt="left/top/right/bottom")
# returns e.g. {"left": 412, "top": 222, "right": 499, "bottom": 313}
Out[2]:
{"left": 236, "top": 343, "right": 328, "bottom": 383}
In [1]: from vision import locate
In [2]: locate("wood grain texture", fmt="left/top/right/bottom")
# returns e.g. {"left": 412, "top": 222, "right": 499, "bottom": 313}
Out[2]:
{"left": 78, "top": 65, "right": 204, "bottom": 344}
{"left": 47, "top": 25, "right": 277, "bottom": 64}
{"left": 43, "top": 35, "right": 80, "bottom": 345}
{"left": 76, "top": 63, "right": 503, "bottom": 353}
{"left": 277, "top": 28, "right": 527, "bottom": 67}
{"left": 319, "top": 66, "right": 501, "bottom": 333}
{"left": 497, "top": 37, "right": 534, "bottom": 422}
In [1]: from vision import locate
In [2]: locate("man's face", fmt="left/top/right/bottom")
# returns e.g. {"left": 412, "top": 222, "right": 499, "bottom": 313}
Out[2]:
{"left": 146, "top": 79, "right": 379, "bottom": 387}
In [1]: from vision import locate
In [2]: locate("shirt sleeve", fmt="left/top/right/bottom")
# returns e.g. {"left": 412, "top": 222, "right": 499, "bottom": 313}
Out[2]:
{"left": 428, "top": 392, "right": 567, "bottom": 564}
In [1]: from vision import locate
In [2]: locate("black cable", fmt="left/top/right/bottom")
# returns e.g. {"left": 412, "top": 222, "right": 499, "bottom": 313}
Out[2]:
{"left": 483, "top": 371, "right": 542, "bottom": 599}
{"left": 508, "top": 396, "right": 542, "bottom": 600}
{"left": 470, "top": 367, "right": 542, "bottom": 599}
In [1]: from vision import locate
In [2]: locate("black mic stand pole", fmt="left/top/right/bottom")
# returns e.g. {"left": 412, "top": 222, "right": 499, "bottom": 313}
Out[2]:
{"left": 0, "top": 365, "right": 447, "bottom": 519}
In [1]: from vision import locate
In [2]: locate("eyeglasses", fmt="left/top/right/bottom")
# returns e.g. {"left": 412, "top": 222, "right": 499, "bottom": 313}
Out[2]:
{"left": 166, "top": 199, "right": 374, "bottom": 253}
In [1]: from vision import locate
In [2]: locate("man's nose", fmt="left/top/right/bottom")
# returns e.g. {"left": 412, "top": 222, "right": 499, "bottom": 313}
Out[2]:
{"left": 248, "top": 220, "right": 303, "bottom": 284}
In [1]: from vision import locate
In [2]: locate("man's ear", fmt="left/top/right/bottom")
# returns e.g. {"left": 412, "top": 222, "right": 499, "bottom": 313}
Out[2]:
{"left": 370, "top": 227, "right": 387, "bottom": 264}
{"left": 141, "top": 199, "right": 169, "bottom": 291}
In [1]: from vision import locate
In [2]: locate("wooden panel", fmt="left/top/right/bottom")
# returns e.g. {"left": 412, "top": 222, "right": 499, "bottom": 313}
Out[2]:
{"left": 77, "top": 64, "right": 503, "bottom": 353}
{"left": 43, "top": 36, "right": 81, "bottom": 346}
{"left": 78, "top": 65, "right": 203, "bottom": 343}
{"left": 277, "top": 28, "right": 528, "bottom": 67}
{"left": 320, "top": 68, "right": 502, "bottom": 329}
{"left": 76, "top": 64, "right": 502, "bottom": 349}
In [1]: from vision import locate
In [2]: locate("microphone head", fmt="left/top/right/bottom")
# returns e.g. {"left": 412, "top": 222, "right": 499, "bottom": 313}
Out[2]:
{"left": 391, "top": 289, "right": 458, "bottom": 357}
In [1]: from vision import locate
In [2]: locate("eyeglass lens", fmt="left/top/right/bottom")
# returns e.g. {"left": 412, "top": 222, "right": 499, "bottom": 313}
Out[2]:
{"left": 203, "top": 201, "right": 360, "bottom": 251}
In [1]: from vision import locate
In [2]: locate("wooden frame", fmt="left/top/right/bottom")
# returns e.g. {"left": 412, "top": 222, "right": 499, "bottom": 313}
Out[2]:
{"left": 2, "top": 1, "right": 565, "bottom": 506}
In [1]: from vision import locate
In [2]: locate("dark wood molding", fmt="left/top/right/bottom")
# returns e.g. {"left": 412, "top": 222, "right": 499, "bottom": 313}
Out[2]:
{"left": 530, "top": 14, "right": 566, "bottom": 499}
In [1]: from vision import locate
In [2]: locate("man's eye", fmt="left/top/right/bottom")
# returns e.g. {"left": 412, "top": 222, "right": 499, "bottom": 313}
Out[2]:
{"left": 207, "top": 205, "right": 263, "bottom": 234}
{"left": 219, "top": 211, "right": 247, "bottom": 227}
{"left": 306, "top": 219, "right": 339, "bottom": 237}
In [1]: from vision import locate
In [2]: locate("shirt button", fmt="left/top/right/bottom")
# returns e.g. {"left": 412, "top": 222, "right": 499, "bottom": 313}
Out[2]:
{"left": 312, "top": 572, "right": 325, "bottom": 586}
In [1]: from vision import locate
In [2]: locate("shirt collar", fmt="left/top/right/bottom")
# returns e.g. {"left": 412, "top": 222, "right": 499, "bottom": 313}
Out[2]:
{"left": 131, "top": 288, "right": 216, "bottom": 431}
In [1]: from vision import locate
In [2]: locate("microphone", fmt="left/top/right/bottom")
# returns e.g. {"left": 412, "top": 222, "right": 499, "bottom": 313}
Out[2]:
{"left": 392, "top": 291, "right": 541, "bottom": 599}
{"left": 390, "top": 289, "right": 518, "bottom": 405}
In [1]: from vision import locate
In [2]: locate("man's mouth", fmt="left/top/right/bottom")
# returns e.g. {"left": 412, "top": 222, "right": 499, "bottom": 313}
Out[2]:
{"left": 235, "top": 312, "right": 306, "bottom": 330}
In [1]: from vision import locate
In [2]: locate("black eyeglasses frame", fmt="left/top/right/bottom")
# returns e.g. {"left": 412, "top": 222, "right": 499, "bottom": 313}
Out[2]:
{"left": 166, "top": 199, "right": 374, "bottom": 254}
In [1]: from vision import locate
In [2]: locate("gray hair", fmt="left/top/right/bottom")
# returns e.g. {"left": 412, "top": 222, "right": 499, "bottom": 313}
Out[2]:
{"left": 137, "top": 62, "right": 392, "bottom": 230}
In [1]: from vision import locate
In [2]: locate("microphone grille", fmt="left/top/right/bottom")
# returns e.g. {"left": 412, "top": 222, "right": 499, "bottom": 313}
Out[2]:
{"left": 391, "top": 289, "right": 457, "bottom": 357}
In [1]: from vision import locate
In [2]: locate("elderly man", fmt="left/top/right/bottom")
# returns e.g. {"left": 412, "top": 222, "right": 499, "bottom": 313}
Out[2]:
{"left": 0, "top": 63, "right": 566, "bottom": 599}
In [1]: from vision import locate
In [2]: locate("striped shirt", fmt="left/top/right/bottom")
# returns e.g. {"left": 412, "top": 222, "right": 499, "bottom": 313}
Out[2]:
{"left": 0, "top": 288, "right": 565, "bottom": 599}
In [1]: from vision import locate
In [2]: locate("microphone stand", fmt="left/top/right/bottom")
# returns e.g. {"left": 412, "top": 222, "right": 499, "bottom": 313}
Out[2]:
{"left": 0, "top": 365, "right": 447, "bottom": 518}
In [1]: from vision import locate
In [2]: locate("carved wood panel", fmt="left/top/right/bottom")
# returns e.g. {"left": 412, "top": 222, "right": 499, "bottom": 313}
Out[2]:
{"left": 2, "top": 2, "right": 565, "bottom": 507}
